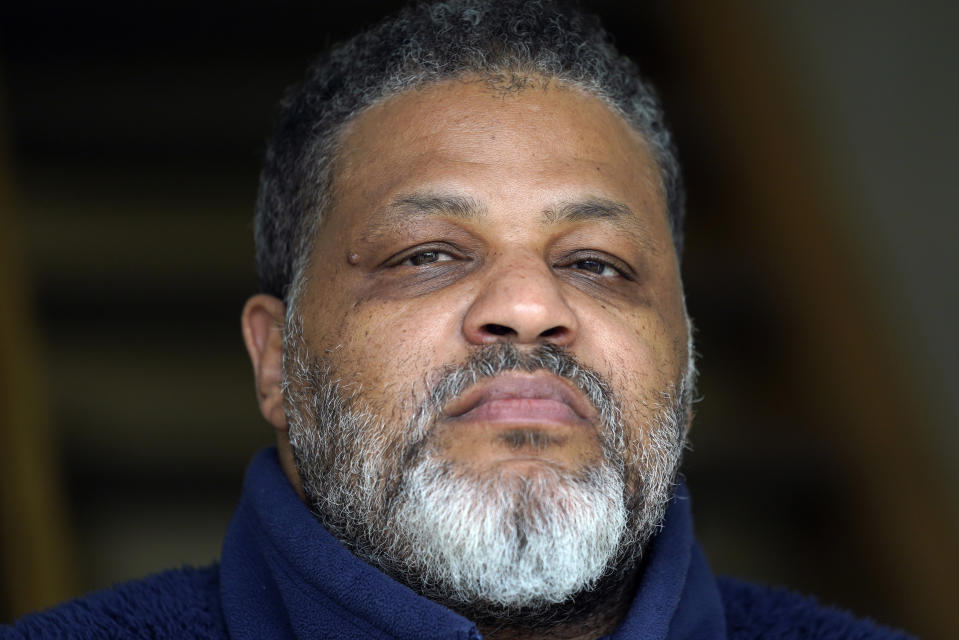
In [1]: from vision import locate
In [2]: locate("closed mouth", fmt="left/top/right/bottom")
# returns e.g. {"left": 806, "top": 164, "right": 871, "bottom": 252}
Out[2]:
{"left": 442, "top": 371, "right": 597, "bottom": 426}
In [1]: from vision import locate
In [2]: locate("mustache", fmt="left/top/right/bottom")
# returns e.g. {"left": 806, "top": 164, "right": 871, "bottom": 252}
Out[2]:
{"left": 399, "top": 342, "right": 625, "bottom": 466}
{"left": 419, "top": 343, "right": 618, "bottom": 421}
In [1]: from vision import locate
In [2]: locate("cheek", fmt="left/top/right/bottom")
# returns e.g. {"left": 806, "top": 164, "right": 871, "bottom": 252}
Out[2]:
{"left": 579, "top": 307, "right": 687, "bottom": 434}
{"left": 591, "top": 323, "right": 663, "bottom": 400}
{"left": 581, "top": 301, "right": 679, "bottom": 378}
{"left": 313, "top": 297, "right": 466, "bottom": 417}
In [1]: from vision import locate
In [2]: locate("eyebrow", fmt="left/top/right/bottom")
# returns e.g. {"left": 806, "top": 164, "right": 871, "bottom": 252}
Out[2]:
{"left": 545, "top": 197, "right": 656, "bottom": 253}
{"left": 542, "top": 198, "right": 634, "bottom": 224}
{"left": 375, "top": 191, "right": 653, "bottom": 250}
{"left": 388, "top": 192, "right": 634, "bottom": 224}
{"left": 389, "top": 192, "right": 487, "bottom": 219}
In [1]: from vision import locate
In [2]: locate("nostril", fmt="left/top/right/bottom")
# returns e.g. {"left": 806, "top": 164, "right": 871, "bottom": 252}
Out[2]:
{"left": 539, "top": 326, "right": 562, "bottom": 338}
{"left": 483, "top": 323, "right": 516, "bottom": 337}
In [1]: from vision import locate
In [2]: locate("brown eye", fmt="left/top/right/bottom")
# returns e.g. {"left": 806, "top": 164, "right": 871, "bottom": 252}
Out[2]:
{"left": 403, "top": 250, "right": 455, "bottom": 266}
{"left": 571, "top": 258, "right": 620, "bottom": 277}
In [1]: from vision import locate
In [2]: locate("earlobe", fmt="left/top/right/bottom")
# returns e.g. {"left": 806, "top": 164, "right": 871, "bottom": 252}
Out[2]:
{"left": 241, "top": 294, "right": 288, "bottom": 430}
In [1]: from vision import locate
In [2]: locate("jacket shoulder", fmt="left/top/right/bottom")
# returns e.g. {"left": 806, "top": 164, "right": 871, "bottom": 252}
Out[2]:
{"left": 3, "top": 565, "right": 226, "bottom": 640}
{"left": 718, "top": 576, "right": 912, "bottom": 640}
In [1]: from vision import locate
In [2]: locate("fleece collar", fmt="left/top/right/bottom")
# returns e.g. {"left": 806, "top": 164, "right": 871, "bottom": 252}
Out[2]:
{"left": 220, "top": 448, "right": 725, "bottom": 640}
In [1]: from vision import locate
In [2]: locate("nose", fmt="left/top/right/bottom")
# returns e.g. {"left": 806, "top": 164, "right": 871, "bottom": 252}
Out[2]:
{"left": 462, "top": 254, "right": 578, "bottom": 346}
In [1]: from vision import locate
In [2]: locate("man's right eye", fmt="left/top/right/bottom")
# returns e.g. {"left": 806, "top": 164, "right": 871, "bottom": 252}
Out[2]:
{"left": 402, "top": 250, "right": 456, "bottom": 266}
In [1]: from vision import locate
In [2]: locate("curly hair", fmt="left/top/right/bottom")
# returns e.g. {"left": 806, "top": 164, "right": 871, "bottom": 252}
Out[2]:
{"left": 254, "top": 0, "right": 684, "bottom": 306}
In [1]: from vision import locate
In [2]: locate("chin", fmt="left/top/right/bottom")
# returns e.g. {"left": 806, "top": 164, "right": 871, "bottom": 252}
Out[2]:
{"left": 379, "top": 452, "right": 629, "bottom": 608}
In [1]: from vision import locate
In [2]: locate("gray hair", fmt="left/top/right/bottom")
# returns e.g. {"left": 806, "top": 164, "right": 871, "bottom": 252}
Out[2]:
{"left": 254, "top": 0, "right": 685, "bottom": 309}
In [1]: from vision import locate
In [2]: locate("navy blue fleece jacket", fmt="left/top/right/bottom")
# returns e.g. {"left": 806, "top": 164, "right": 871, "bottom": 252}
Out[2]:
{"left": 4, "top": 448, "right": 911, "bottom": 639}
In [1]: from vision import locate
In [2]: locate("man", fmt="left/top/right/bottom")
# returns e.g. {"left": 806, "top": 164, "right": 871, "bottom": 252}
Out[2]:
{"left": 5, "top": 1, "right": 910, "bottom": 638}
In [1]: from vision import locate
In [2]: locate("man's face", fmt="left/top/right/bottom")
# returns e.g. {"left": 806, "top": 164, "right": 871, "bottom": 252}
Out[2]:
{"left": 284, "top": 79, "right": 692, "bottom": 611}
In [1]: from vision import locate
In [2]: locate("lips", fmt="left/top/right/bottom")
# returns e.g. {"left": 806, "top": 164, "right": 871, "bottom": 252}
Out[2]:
{"left": 443, "top": 372, "right": 597, "bottom": 426}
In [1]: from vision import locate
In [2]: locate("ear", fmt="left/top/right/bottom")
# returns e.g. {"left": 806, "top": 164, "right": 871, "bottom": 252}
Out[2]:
{"left": 241, "top": 294, "right": 288, "bottom": 431}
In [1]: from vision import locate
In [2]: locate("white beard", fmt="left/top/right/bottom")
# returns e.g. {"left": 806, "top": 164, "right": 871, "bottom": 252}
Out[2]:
{"left": 391, "top": 452, "right": 628, "bottom": 607}
{"left": 282, "top": 324, "right": 693, "bottom": 614}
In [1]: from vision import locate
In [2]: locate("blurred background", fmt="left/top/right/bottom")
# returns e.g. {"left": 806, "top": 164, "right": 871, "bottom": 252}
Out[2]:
{"left": 1, "top": 1, "right": 956, "bottom": 637}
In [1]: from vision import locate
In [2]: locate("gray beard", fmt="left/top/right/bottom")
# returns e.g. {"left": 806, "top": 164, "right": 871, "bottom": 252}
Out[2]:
{"left": 281, "top": 320, "right": 692, "bottom": 620}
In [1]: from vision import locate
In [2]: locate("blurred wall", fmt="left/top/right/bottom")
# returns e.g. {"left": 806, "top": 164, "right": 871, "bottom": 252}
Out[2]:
{"left": 749, "top": 0, "right": 959, "bottom": 503}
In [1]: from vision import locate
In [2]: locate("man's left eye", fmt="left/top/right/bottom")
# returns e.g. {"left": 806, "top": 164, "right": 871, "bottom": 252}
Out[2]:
{"left": 571, "top": 258, "right": 620, "bottom": 277}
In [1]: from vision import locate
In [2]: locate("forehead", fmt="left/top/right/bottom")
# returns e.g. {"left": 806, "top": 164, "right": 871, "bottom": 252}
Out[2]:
{"left": 327, "top": 78, "right": 669, "bottom": 243}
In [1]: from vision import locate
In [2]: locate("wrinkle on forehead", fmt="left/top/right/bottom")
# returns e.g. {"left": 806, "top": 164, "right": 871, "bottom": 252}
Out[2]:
{"left": 334, "top": 79, "right": 662, "bottom": 180}
{"left": 324, "top": 79, "right": 673, "bottom": 259}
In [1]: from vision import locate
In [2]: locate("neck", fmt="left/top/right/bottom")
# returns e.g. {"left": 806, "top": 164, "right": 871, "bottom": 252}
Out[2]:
{"left": 466, "top": 565, "right": 641, "bottom": 640}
